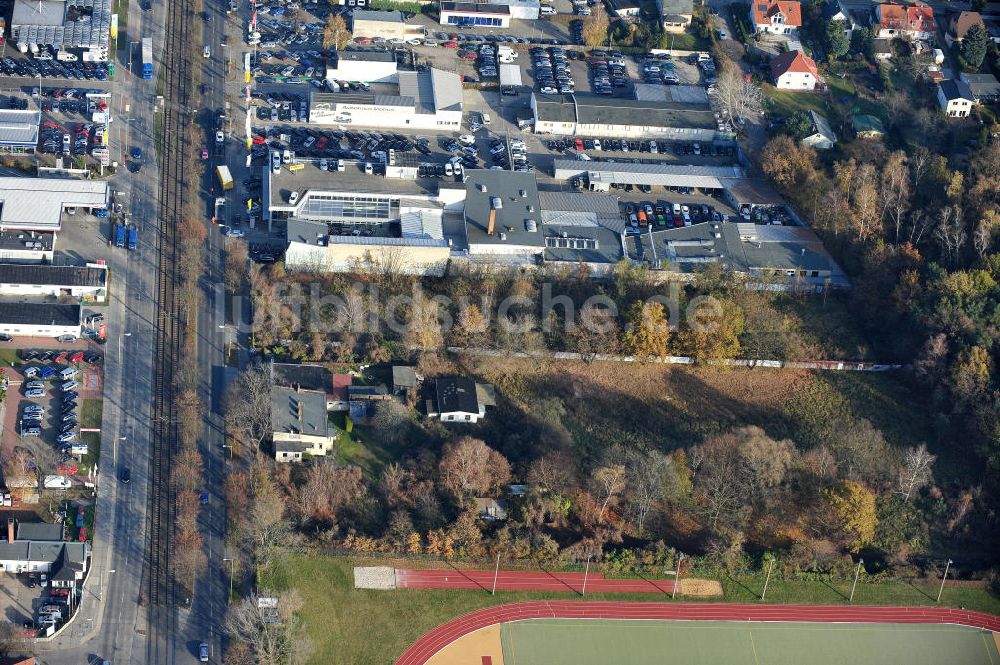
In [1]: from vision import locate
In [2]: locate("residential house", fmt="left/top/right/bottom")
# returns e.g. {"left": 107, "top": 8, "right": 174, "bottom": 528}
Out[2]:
{"left": 875, "top": 3, "right": 934, "bottom": 41}
{"left": 851, "top": 114, "right": 886, "bottom": 138}
{"left": 751, "top": 0, "right": 802, "bottom": 35}
{"left": 823, "top": 0, "right": 856, "bottom": 40}
{"left": 0, "top": 520, "right": 88, "bottom": 590}
{"left": 771, "top": 50, "right": 818, "bottom": 90}
{"left": 270, "top": 362, "right": 349, "bottom": 411}
{"left": 656, "top": 0, "right": 693, "bottom": 32}
{"left": 608, "top": 0, "right": 641, "bottom": 17}
{"left": 431, "top": 377, "right": 495, "bottom": 423}
{"left": 800, "top": 111, "right": 836, "bottom": 150}
{"left": 960, "top": 72, "right": 1000, "bottom": 103}
{"left": 871, "top": 38, "right": 894, "bottom": 60}
{"left": 946, "top": 11, "right": 984, "bottom": 47}
{"left": 476, "top": 497, "right": 509, "bottom": 521}
{"left": 937, "top": 79, "right": 976, "bottom": 117}
{"left": 271, "top": 386, "right": 338, "bottom": 463}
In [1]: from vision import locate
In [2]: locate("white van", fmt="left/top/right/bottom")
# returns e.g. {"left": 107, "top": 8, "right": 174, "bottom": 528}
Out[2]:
{"left": 281, "top": 149, "right": 291, "bottom": 164}
{"left": 480, "top": 112, "right": 491, "bottom": 125}
{"left": 540, "top": 4, "right": 556, "bottom": 15}
{"left": 271, "top": 151, "right": 281, "bottom": 173}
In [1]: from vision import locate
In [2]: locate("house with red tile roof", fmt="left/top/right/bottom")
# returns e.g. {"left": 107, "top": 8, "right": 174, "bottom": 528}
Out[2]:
{"left": 946, "top": 11, "right": 984, "bottom": 46}
{"left": 751, "top": 0, "right": 802, "bottom": 34}
{"left": 771, "top": 50, "right": 819, "bottom": 90}
{"left": 875, "top": 3, "right": 935, "bottom": 41}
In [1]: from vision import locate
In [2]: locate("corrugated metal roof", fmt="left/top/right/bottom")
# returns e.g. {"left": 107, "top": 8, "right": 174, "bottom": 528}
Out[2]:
{"left": 0, "top": 176, "right": 108, "bottom": 230}
{"left": 430, "top": 68, "right": 463, "bottom": 112}
{"left": 399, "top": 71, "right": 435, "bottom": 114}
{"left": 400, "top": 210, "right": 444, "bottom": 240}
{"left": 326, "top": 235, "right": 448, "bottom": 247}
{"left": 0, "top": 263, "right": 106, "bottom": 287}
{"left": 538, "top": 191, "right": 621, "bottom": 216}
{"left": 540, "top": 210, "right": 598, "bottom": 226}
{"left": 12, "top": 0, "right": 112, "bottom": 49}
{"left": 0, "top": 110, "right": 40, "bottom": 147}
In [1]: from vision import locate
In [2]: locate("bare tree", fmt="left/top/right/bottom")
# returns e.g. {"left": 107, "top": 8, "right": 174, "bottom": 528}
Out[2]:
{"left": 713, "top": 61, "right": 764, "bottom": 129}
{"left": 0, "top": 620, "right": 30, "bottom": 659}
{"left": 897, "top": 445, "right": 935, "bottom": 502}
{"left": 624, "top": 450, "right": 673, "bottom": 535}
{"left": 369, "top": 399, "right": 412, "bottom": 445}
{"left": 225, "top": 591, "right": 313, "bottom": 665}
{"left": 225, "top": 364, "right": 273, "bottom": 451}
{"left": 225, "top": 238, "right": 250, "bottom": 293}
{"left": 245, "top": 462, "right": 295, "bottom": 570}
{"left": 591, "top": 464, "right": 626, "bottom": 523}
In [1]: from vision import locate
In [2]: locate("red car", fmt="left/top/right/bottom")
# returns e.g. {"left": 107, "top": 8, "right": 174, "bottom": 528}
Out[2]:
{"left": 316, "top": 136, "right": 329, "bottom": 149}
{"left": 252, "top": 134, "right": 266, "bottom": 145}
{"left": 442, "top": 41, "right": 459, "bottom": 49}
{"left": 54, "top": 352, "right": 67, "bottom": 363}
{"left": 574, "top": 138, "right": 584, "bottom": 151}
{"left": 50, "top": 588, "right": 69, "bottom": 597}
{"left": 77, "top": 527, "right": 87, "bottom": 542}
{"left": 458, "top": 50, "right": 477, "bottom": 59}
{"left": 70, "top": 352, "right": 84, "bottom": 363}
{"left": 57, "top": 464, "right": 78, "bottom": 475}
{"left": 353, "top": 36, "right": 372, "bottom": 44}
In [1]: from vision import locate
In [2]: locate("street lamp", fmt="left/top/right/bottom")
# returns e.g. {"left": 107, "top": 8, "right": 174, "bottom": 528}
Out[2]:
{"left": 222, "top": 558, "right": 235, "bottom": 602}
{"left": 117, "top": 331, "right": 132, "bottom": 360}
{"left": 937, "top": 559, "right": 953, "bottom": 603}
{"left": 581, "top": 553, "right": 593, "bottom": 596}
{"left": 98, "top": 569, "right": 116, "bottom": 601}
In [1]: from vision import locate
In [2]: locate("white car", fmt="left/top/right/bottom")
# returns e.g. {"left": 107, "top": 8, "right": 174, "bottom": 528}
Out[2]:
{"left": 216, "top": 131, "right": 224, "bottom": 143}
{"left": 224, "top": 227, "right": 245, "bottom": 238}
{"left": 203, "top": 46, "right": 211, "bottom": 58}
{"left": 458, "top": 134, "right": 476, "bottom": 146}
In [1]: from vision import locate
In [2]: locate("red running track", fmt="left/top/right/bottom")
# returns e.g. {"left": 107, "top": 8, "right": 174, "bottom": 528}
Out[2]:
{"left": 395, "top": 569, "right": 675, "bottom": 594}
{"left": 393, "top": 601, "right": 1000, "bottom": 665}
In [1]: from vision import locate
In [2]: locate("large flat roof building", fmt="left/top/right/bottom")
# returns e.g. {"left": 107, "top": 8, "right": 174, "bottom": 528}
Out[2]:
{"left": 553, "top": 159, "right": 744, "bottom": 190}
{"left": 0, "top": 301, "right": 81, "bottom": 338}
{"left": 0, "top": 110, "right": 41, "bottom": 154}
{"left": 0, "top": 177, "right": 108, "bottom": 231}
{"left": 313, "top": 67, "right": 463, "bottom": 130}
{"left": 0, "top": 262, "right": 107, "bottom": 301}
{"left": 532, "top": 92, "right": 717, "bottom": 139}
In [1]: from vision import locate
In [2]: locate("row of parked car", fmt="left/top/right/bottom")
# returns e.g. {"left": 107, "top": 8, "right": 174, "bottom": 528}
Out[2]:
{"left": 0, "top": 56, "right": 109, "bottom": 80}
{"left": 623, "top": 201, "right": 723, "bottom": 230}
{"left": 20, "top": 349, "right": 101, "bottom": 363}
{"left": 534, "top": 47, "right": 576, "bottom": 95}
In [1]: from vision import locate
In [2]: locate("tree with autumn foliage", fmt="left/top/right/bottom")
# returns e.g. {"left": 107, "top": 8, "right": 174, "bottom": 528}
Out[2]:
{"left": 622, "top": 301, "right": 671, "bottom": 359}
{"left": 439, "top": 436, "right": 511, "bottom": 499}
{"left": 826, "top": 480, "right": 878, "bottom": 552}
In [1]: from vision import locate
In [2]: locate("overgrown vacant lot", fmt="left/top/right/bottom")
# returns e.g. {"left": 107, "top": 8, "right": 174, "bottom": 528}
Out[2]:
{"left": 465, "top": 356, "right": 937, "bottom": 468}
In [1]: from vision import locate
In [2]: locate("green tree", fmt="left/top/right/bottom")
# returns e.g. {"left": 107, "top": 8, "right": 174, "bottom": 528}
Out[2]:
{"left": 961, "top": 22, "right": 989, "bottom": 70}
{"left": 824, "top": 20, "right": 849, "bottom": 61}
{"left": 783, "top": 110, "right": 814, "bottom": 140}
{"left": 850, "top": 25, "right": 873, "bottom": 58}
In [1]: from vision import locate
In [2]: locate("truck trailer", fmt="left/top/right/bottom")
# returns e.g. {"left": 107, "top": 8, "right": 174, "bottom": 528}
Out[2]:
{"left": 141, "top": 38, "right": 153, "bottom": 79}
{"left": 127, "top": 225, "right": 138, "bottom": 251}
{"left": 216, "top": 165, "right": 233, "bottom": 191}
{"left": 114, "top": 221, "right": 126, "bottom": 248}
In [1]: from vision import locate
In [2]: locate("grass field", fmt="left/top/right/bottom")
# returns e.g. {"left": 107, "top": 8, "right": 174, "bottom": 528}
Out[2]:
{"left": 80, "top": 399, "right": 103, "bottom": 429}
{"left": 500, "top": 619, "right": 1000, "bottom": 665}
{"left": 263, "top": 555, "right": 1000, "bottom": 665}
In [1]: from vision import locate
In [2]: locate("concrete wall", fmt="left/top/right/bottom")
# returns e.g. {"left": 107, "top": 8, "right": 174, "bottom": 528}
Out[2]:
{"left": 327, "top": 243, "right": 451, "bottom": 276}
{"left": 0, "top": 322, "right": 81, "bottom": 338}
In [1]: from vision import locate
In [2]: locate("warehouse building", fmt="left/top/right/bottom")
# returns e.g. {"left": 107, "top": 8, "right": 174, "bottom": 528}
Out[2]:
{"left": 312, "top": 68, "right": 463, "bottom": 130}
{"left": 0, "top": 230, "right": 54, "bottom": 263}
{"left": 626, "top": 221, "right": 848, "bottom": 288}
{"left": 0, "top": 110, "right": 41, "bottom": 154}
{"left": 0, "top": 262, "right": 108, "bottom": 301}
{"left": 553, "top": 159, "right": 744, "bottom": 191}
{"left": 0, "top": 177, "right": 109, "bottom": 232}
{"left": 350, "top": 10, "right": 425, "bottom": 40}
{"left": 439, "top": 1, "right": 514, "bottom": 26}
{"left": 531, "top": 93, "right": 717, "bottom": 139}
{"left": 325, "top": 50, "right": 398, "bottom": 84}
{"left": 0, "top": 301, "right": 81, "bottom": 338}
{"left": 11, "top": 0, "right": 112, "bottom": 61}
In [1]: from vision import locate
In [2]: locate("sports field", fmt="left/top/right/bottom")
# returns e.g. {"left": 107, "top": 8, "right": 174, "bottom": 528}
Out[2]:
{"left": 498, "top": 619, "right": 1000, "bottom": 665}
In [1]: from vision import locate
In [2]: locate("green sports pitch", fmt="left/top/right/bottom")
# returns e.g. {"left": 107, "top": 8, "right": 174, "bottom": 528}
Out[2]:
{"left": 499, "top": 619, "right": 1000, "bottom": 665}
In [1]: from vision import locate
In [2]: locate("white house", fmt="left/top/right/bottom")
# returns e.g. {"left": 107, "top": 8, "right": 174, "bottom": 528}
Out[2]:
{"left": 433, "top": 377, "right": 493, "bottom": 423}
{"left": 937, "top": 79, "right": 976, "bottom": 118}
{"left": 771, "top": 50, "right": 818, "bottom": 90}
{"left": 751, "top": 0, "right": 802, "bottom": 35}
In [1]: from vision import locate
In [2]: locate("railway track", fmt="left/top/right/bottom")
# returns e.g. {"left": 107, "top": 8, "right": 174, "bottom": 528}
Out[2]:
{"left": 146, "top": 0, "right": 193, "bottom": 613}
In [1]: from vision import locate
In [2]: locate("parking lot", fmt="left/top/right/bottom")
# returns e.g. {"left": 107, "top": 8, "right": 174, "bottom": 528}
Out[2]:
{"left": 0, "top": 53, "right": 111, "bottom": 82}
